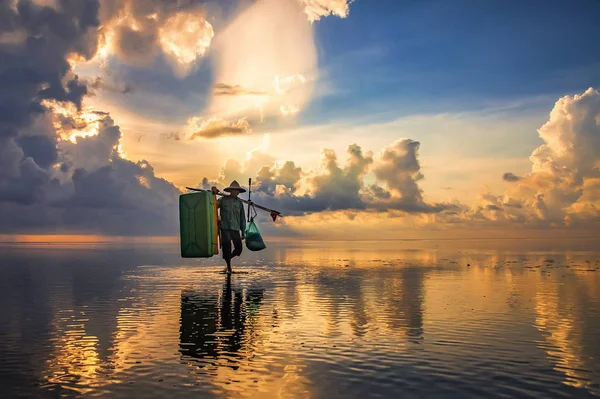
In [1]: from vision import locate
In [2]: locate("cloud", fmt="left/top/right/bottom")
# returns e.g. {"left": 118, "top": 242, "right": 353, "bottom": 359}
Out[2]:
{"left": 201, "top": 141, "right": 279, "bottom": 190}
{"left": 298, "top": 0, "right": 352, "bottom": 22}
{"left": 0, "top": 0, "right": 99, "bottom": 138}
{"left": 294, "top": 144, "right": 373, "bottom": 212}
{"left": 58, "top": 114, "right": 122, "bottom": 172}
{"left": 87, "top": 0, "right": 214, "bottom": 77}
{"left": 3, "top": 2, "right": 599, "bottom": 238}
{"left": 531, "top": 88, "right": 600, "bottom": 180}
{"left": 187, "top": 0, "right": 355, "bottom": 127}
{"left": 89, "top": 76, "right": 135, "bottom": 95}
{"left": 0, "top": 1, "right": 99, "bottom": 144}
{"left": 201, "top": 140, "right": 455, "bottom": 217}
{"left": 63, "top": 154, "right": 180, "bottom": 235}
{"left": 360, "top": 139, "right": 455, "bottom": 213}
{"left": 16, "top": 134, "right": 58, "bottom": 170}
{"left": 232, "top": 144, "right": 373, "bottom": 216}
{"left": 213, "top": 83, "right": 267, "bottom": 97}
{"left": 185, "top": 116, "right": 252, "bottom": 140}
{"left": 1, "top": 109, "right": 181, "bottom": 235}
{"left": 0, "top": 0, "right": 181, "bottom": 235}
{"left": 113, "top": 23, "right": 158, "bottom": 65}
{"left": 464, "top": 88, "right": 600, "bottom": 228}
{"left": 0, "top": 138, "right": 53, "bottom": 206}
{"left": 280, "top": 104, "right": 301, "bottom": 116}
{"left": 503, "top": 172, "right": 521, "bottom": 182}
{"left": 0, "top": 29, "right": 27, "bottom": 45}
{"left": 160, "top": 131, "right": 180, "bottom": 141}
{"left": 256, "top": 161, "right": 303, "bottom": 196}
{"left": 84, "top": 0, "right": 352, "bottom": 81}
{"left": 372, "top": 139, "right": 424, "bottom": 203}
{"left": 363, "top": 184, "right": 391, "bottom": 201}
{"left": 158, "top": 8, "right": 214, "bottom": 77}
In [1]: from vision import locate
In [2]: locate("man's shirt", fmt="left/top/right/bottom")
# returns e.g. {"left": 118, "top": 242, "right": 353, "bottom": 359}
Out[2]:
{"left": 218, "top": 196, "right": 246, "bottom": 232}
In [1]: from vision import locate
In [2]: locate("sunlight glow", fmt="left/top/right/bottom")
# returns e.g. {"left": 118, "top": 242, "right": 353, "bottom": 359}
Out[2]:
{"left": 43, "top": 100, "right": 105, "bottom": 143}
{"left": 208, "top": 0, "right": 316, "bottom": 122}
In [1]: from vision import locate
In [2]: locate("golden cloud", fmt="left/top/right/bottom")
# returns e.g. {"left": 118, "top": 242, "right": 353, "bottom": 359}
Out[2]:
{"left": 185, "top": 117, "right": 252, "bottom": 140}
{"left": 298, "top": 0, "right": 352, "bottom": 22}
{"left": 159, "top": 9, "right": 214, "bottom": 77}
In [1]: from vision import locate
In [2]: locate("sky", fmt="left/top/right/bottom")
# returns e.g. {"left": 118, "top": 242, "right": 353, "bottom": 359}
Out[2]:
{"left": 1, "top": 0, "right": 600, "bottom": 239}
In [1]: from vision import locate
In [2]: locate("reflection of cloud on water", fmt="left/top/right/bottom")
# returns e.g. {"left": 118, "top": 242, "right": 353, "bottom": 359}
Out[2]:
{"left": 5, "top": 244, "right": 600, "bottom": 398}
{"left": 41, "top": 261, "right": 203, "bottom": 393}
{"left": 13, "top": 250, "right": 141, "bottom": 394}
{"left": 275, "top": 241, "right": 444, "bottom": 269}
{"left": 396, "top": 268, "right": 426, "bottom": 342}
{"left": 533, "top": 272, "right": 600, "bottom": 394}
{"left": 306, "top": 266, "right": 428, "bottom": 343}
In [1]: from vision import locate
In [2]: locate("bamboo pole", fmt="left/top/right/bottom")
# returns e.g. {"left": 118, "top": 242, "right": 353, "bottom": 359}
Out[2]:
{"left": 247, "top": 178, "right": 251, "bottom": 222}
{"left": 184, "top": 187, "right": 283, "bottom": 217}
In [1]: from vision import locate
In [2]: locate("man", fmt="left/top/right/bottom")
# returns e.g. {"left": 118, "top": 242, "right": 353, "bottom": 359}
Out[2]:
{"left": 211, "top": 181, "right": 246, "bottom": 274}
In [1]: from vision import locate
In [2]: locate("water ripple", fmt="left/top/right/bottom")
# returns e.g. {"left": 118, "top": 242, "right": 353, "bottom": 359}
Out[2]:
{"left": 0, "top": 243, "right": 599, "bottom": 398}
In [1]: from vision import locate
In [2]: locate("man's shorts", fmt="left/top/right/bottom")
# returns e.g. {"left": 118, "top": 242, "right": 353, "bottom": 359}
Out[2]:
{"left": 220, "top": 229, "right": 243, "bottom": 261}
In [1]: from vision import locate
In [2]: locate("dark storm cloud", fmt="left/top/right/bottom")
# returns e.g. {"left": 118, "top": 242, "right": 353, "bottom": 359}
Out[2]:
{"left": 39, "top": 75, "right": 88, "bottom": 109}
{"left": 0, "top": 1, "right": 182, "bottom": 235}
{"left": 59, "top": 116, "right": 180, "bottom": 234}
{"left": 16, "top": 135, "right": 58, "bottom": 169}
{"left": 0, "top": 0, "right": 97, "bottom": 209}
{"left": 0, "top": 0, "right": 100, "bottom": 140}
{"left": 59, "top": 161, "right": 71, "bottom": 173}
{"left": 62, "top": 157, "right": 180, "bottom": 235}
{"left": 0, "top": 115, "right": 181, "bottom": 235}
{"left": 0, "top": 157, "right": 52, "bottom": 206}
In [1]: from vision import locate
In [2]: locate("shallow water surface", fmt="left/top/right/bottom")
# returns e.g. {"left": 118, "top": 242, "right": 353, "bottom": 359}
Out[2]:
{"left": 1, "top": 239, "right": 599, "bottom": 398}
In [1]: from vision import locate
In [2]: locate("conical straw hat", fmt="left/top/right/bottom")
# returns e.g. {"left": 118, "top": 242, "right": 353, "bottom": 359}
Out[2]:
{"left": 224, "top": 180, "right": 246, "bottom": 193}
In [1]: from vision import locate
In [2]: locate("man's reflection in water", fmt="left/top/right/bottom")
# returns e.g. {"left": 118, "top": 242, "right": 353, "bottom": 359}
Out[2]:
{"left": 179, "top": 275, "right": 264, "bottom": 369}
